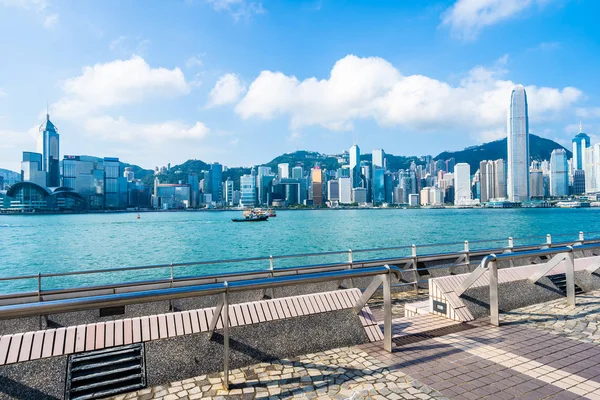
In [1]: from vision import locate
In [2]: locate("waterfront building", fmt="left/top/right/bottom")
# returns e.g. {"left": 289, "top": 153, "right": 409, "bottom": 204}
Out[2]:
{"left": 210, "top": 163, "right": 223, "bottom": 203}
{"left": 21, "top": 151, "right": 46, "bottom": 187}
{"left": 103, "top": 157, "right": 124, "bottom": 209}
{"left": 454, "top": 163, "right": 472, "bottom": 206}
{"left": 37, "top": 112, "right": 60, "bottom": 187}
{"left": 372, "top": 149, "right": 386, "bottom": 169}
{"left": 550, "top": 149, "right": 569, "bottom": 197}
{"left": 223, "top": 179, "right": 234, "bottom": 206}
{"left": 339, "top": 177, "right": 352, "bottom": 204}
{"left": 573, "top": 123, "right": 591, "bottom": 171}
{"left": 352, "top": 187, "right": 367, "bottom": 204}
{"left": 393, "top": 186, "right": 404, "bottom": 204}
{"left": 152, "top": 179, "right": 191, "bottom": 209}
{"left": 232, "top": 190, "right": 241, "bottom": 206}
{"left": 419, "top": 188, "right": 430, "bottom": 206}
{"left": 188, "top": 173, "right": 199, "bottom": 207}
{"left": 530, "top": 170, "right": 544, "bottom": 198}
{"left": 573, "top": 170, "right": 586, "bottom": 195}
{"left": 277, "top": 163, "right": 289, "bottom": 179}
{"left": 311, "top": 166, "right": 323, "bottom": 206}
{"left": 291, "top": 166, "right": 303, "bottom": 179}
{"left": 507, "top": 85, "right": 530, "bottom": 202}
{"left": 584, "top": 144, "right": 600, "bottom": 193}
{"left": 384, "top": 172, "right": 394, "bottom": 204}
{"left": 327, "top": 180, "right": 339, "bottom": 202}
{"left": 338, "top": 165, "right": 350, "bottom": 179}
{"left": 494, "top": 159, "right": 507, "bottom": 199}
{"left": 479, "top": 161, "right": 492, "bottom": 202}
{"left": 360, "top": 163, "right": 371, "bottom": 201}
{"left": 349, "top": 144, "right": 361, "bottom": 188}
{"left": 256, "top": 166, "right": 272, "bottom": 177}
{"left": 124, "top": 167, "right": 135, "bottom": 182}
{"left": 256, "top": 169, "right": 276, "bottom": 205}
{"left": 372, "top": 168, "right": 385, "bottom": 204}
{"left": 239, "top": 174, "right": 257, "bottom": 206}
{"left": 408, "top": 193, "right": 419, "bottom": 206}
{"left": 3, "top": 182, "right": 85, "bottom": 212}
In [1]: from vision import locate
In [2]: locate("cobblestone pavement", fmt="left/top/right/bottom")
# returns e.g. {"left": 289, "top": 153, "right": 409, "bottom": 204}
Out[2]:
{"left": 501, "top": 290, "right": 600, "bottom": 344}
{"left": 113, "top": 346, "right": 445, "bottom": 400}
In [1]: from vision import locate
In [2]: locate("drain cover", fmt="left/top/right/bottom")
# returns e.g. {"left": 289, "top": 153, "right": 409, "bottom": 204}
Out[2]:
{"left": 65, "top": 343, "right": 146, "bottom": 400}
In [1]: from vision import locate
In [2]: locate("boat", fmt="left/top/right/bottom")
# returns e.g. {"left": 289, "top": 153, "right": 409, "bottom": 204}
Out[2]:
{"left": 232, "top": 214, "right": 269, "bottom": 222}
{"left": 243, "top": 208, "right": 276, "bottom": 217}
{"left": 136, "top": 214, "right": 141, "bottom": 219}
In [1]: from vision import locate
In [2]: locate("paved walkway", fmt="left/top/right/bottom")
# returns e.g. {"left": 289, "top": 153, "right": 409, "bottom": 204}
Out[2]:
{"left": 113, "top": 291, "right": 600, "bottom": 400}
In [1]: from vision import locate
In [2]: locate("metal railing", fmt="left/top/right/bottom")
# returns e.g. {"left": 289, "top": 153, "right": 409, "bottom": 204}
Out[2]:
{"left": 0, "top": 265, "right": 401, "bottom": 389}
{"left": 457, "top": 242, "right": 600, "bottom": 326}
{"left": 2, "top": 231, "right": 600, "bottom": 307}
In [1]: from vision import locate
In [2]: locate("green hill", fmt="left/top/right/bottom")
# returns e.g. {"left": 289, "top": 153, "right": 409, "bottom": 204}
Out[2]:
{"left": 434, "top": 134, "right": 571, "bottom": 172}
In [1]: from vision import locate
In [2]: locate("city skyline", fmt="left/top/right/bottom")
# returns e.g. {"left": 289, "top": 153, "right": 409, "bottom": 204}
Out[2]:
{"left": 1, "top": 1, "right": 600, "bottom": 172}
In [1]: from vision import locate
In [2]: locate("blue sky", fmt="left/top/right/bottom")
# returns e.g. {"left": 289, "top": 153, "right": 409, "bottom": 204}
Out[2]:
{"left": 1, "top": 0, "right": 600, "bottom": 171}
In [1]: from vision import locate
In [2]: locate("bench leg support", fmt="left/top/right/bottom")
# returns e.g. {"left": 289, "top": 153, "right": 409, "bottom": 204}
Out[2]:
{"left": 223, "top": 292, "right": 230, "bottom": 390}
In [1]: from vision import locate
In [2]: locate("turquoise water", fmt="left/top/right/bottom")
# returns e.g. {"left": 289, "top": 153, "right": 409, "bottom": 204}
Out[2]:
{"left": 2, "top": 209, "right": 600, "bottom": 293}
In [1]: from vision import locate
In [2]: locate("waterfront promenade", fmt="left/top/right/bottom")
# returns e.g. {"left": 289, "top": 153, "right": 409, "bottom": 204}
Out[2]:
{"left": 112, "top": 291, "right": 600, "bottom": 400}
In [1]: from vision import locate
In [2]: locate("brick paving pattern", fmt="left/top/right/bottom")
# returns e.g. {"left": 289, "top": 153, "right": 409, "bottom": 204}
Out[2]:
{"left": 113, "top": 347, "right": 445, "bottom": 400}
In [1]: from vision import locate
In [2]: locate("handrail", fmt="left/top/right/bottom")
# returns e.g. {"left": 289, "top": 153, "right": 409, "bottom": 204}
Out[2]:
{"left": 456, "top": 243, "right": 600, "bottom": 326}
{"left": 2, "top": 231, "right": 600, "bottom": 286}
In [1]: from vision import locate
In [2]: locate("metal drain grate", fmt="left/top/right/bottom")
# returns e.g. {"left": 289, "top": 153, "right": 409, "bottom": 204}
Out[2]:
{"left": 65, "top": 343, "right": 146, "bottom": 400}
{"left": 547, "top": 274, "right": 584, "bottom": 296}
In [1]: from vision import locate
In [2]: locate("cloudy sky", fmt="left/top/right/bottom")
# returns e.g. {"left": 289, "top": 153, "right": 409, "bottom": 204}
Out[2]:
{"left": 1, "top": 0, "right": 599, "bottom": 171}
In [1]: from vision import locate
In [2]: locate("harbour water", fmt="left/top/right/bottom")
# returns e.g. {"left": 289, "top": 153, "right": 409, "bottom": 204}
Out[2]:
{"left": 2, "top": 208, "right": 600, "bottom": 293}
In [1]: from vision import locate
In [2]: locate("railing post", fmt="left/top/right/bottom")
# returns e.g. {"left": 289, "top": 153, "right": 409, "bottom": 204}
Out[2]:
{"left": 546, "top": 234, "right": 552, "bottom": 246}
{"left": 347, "top": 250, "right": 355, "bottom": 289}
{"left": 507, "top": 237, "right": 515, "bottom": 267}
{"left": 464, "top": 240, "right": 471, "bottom": 271}
{"left": 222, "top": 283, "right": 230, "bottom": 390}
{"left": 489, "top": 260, "right": 499, "bottom": 326}
{"left": 579, "top": 231, "right": 585, "bottom": 242}
{"left": 565, "top": 247, "right": 576, "bottom": 306}
{"left": 348, "top": 249, "right": 353, "bottom": 264}
{"left": 169, "top": 263, "right": 174, "bottom": 311}
{"left": 383, "top": 266, "right": 392, "bottom": 353}
{"left": 37, "top": 273, "right": 43, "bottom": 330}
{"left": 411, "top": 244, "right": 418, "bottom": 293}
{"left": 265, "top": 256, "right": 275, "bottom": 299}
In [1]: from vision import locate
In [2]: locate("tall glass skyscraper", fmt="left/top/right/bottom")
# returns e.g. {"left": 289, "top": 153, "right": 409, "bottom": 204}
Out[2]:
{"left": 37, "top": 113, "right": 60, "bottom": 187}
{"left": 507, "top": 85, "right": 530, "bottom": 202}
{"left": 549, "top": 149, "right": 569, "bottom": 197}
{"left": 349, "top": 144, "right": 361, "bottom": 188}
{"left": 572, "top": 123, "right": 590, "bottom": 171}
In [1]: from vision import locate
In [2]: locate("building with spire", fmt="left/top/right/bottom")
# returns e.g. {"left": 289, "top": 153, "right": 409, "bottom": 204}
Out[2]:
{"left": 37, "top": 111, "right": 60, "bottom": 187}
{"left": 507, "top": 85, "right": 530, "bottom": 202}
{"left": 573, "top": 122, "right": 591, "bottom": 171}
{"left": 349, "top": 144, "right": 361, "bottom": 188}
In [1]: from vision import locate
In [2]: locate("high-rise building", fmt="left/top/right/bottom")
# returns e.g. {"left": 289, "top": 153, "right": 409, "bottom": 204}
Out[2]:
{"left": 454, "top": 163, "right": 472, "bottom": 205}
{"left": 585, "top": 144, "right": 600, "bottom": 194}
{"left": 277, "top": 163, "right": 289, "bottom": 179}
{"left": 327, "top": 180, "right": 339, "bottom": 202}
{"left": 188, "top": 173, "right": 199, "bottom": 207}
{"left": 352, "top": 187, "right": 367, "bottom": 203}
{"left": 349, "top": 144, "right": 361, "bottom": 188}
{"left": 384, "top": 172, "right": 394, "bottom": 204}
{"left": 210, "top": 163, "right": 223, "bottom": 202}
{"left": 445, "top": 158, "right": 455, "bottom": 174}
{"left": 239, "top": 174, "right": 256, "bottom": 206}
{"left": 372, "top": 168, "right": 385, "bottom": 204}
{"left": 339, "top": 177, "right": 352, "bottom": 204}
{"left": 291, "top": 166, "right": 303, "bottom": 179}
{"left": 311, "top": 166, "right": 323, "bottom": 206}
{"left": 223, "top": 179, "right": 234, "bottom": 206}
{"left": 372, "top": 149, "right": 386, "bottom": 169}
{"left": 493, "top": 159, "right": 507, "bottom": 199}
{"left": 507, "top": 85, "right": 530, "bottom": 202}
{"left": 530, "top": 170, "right": 544, "bottom": 198}
{"left": 103, "top": 157, "right": 124, "bottom": 209}
{"left": 479, "top": 160, "right": 492, "bottom": 202}
{"left": 573, "top": 123, "right": 591, "bottom": 171}
{"left": 21, "top": 152, "right": 46, "bottom": 186}
{"left": 37, "top": 113, "right": 60, "bottom": 187}
{"left": 573, "top": 170, "right": 586, "bottom": 195}
{"left": 124, "top": 167, "right": 135, "bottom": 182}
{"left": 550, "top": 149, "right": 569, "bottom": 197}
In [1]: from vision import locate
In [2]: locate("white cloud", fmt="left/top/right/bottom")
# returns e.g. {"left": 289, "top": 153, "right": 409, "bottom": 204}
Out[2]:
{"left": 185, "top": 55, "right": 204, "bottom": 69}
{"left": 52, "top": 56, "right": 190, "bottom": 119}
{"left": 235, "top": 54, "right": 583, "bottom": 141}
{"left": 2, "top": 0, "right": 59, "bottom": 29}
{"left": 43, "top": 12, "right": 58, "bottom": 28}
{"left": 576, "top": 107, "right": 600, "bottom": 119}
{"left": 207, "top": 73, "right": 246, "bottom": 107}
{"left": 441, "top": 0, "right": 550, "bottom": 41}
{"left": 205, "top": 0, "right": 265, "bottom": 21}
{"left": 0, "top": 88, "right": 6, "bottom": 97}
{"left": 0, "top": 125, "right": 39, "bottom": 170}
{"left": 84, "top": 116, "right": 210, "bottom": 142}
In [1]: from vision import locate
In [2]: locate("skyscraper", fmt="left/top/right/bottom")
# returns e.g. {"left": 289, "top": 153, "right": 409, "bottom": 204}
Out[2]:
{"left": 507, "top": 85, "right": 530, "bottom": 202}
{"left": 573, "top": 122, "right": 591, "bottom": 171}
{"left": 311, "top": 166, "right": 323, "bottom": 206}
{"left": 277, "top": 163, "right": 289, "bottom": 179}
{"left": 454, "top": 163, "right": 472, "bottom": 206}
{"left": 549, "top": 149, "right": 569, "bottom": 197}
{"left": 349, "top": 144, "right": 361, "bottom": 188}
{"left": 372, "top": 149, "right": 386, "bottom": 169}
{"left": 493, "top": 159, "right": 507, "bottom": 199}
{"left": 37, "top": 113, "right": 60, "bottom": 187}
{"left": 210, "top": 163, "right": 223, "bottom": 202}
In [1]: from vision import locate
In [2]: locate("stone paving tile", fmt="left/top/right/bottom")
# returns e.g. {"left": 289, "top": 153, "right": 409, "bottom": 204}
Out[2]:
{"left": 109, "top": 346, "right": 447, "bottom": 400}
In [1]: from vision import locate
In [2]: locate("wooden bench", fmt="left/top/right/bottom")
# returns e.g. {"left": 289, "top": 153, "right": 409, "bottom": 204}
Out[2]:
{"left": 0, "top": 288, "right": 382, "bottom": 366}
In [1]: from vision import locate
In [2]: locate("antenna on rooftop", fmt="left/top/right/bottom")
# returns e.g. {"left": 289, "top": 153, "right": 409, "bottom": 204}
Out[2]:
{"left": 579, "top": 121, "right": 583, "bottom": 133}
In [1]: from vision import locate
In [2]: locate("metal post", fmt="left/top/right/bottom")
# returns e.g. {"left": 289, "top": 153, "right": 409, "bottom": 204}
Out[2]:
{"left": 37, "top": 273, "right": 43, "bottom": 330}
{"left": 222, "top": 283, "right": 230, "bottom": 390}
{"left": 347, "top": 250, "right": 354, "bottom": 288}
{"left": 348, "top": 249, "right": 353, "bottom": 264}
{"left": 579, "top": 231, "right": 585, "bottom": 242}
{"left": 411, "top": 245, "right": 418, "bottom": 293}
{"left": 489, "top": 260, "right": 499, "bottom": 327}
{"left": 169, "top": 263, "right": 174, "bottom": 311}
{"left": 546, "top": 234, "right": 552, "bottom": 246}
{"left": 507, "top": 237, "right": 515, "bottom": 267}
{"left": 266, "top": 256, "right": 275, "bottom": 299}
{"left": 464, "top": 240, "right": 471, "bottom": 271}
{"left": 383, "top": 267, "right": 392, "bottom": 352}
{"left": 565, "top": 247, "right": 576, "bottom": 306}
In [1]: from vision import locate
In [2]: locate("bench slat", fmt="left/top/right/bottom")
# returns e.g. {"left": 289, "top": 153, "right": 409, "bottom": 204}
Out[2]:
{"left": 260, "top": 302, "right": 273, "bottom": 321}
{"left": 53, "top": 328, "right": 67, "bottom": 356}
{"left": 105, "top": 321, "right": 115, "bottom": 347}
{"left": 341, "top": 290, "right": 355, "bottom": 309}
{"left": 266, "top": 300, "right": 278, "bottom": 319}
{"left": 198, "top": 309, "right": 208, "bottom": 332}
{"left": 0, "top": 335, "right": 11, "bottom": 365}
{"left": 274, "top": 299, "right": 287, "bottom": 319}
{"left": 181, "top": 312, "right": 192, "bottom": 335}
{"left": 141, "top": 317, "right": 151, "bottom": 341}
{"left": 64, "top": 326, "right": 77, "bottom": 355}
{"left": 166, "top": 314, "right": 176, "bottom": 338}
{"left": 247, "top": 303, "right": 259, "bottom": 324}
{"left": 174, "top": 312, "right": 184, "bottom": 336}
{"left": 85, "top": 324, "right": 96, "bottom": 351}
{"left": 114, "top": 320, "right": 124, "bottom": 346}
{"left": 285, "top": 298, "right": 297, "bottom": 317}
{"left": 41, "top": 330, "right": 55, "bottom": 359}
{"left": 301, "top": 296, "right": 315, "bottom": 314}
{"left": 242, "top": 303, "right": 254, "bottom": 324}
{"left": 30, "top": 331, "right": 45, "bottom": 360}
{"left": 149, "top": 316, "right": 159, "bottom": 340}
{"left": 132, "top": 318, "right": 142, "bottom": 343}
{"left": 75, "top": 325, "right": 86, "bottom": 353}
{"left": 95, "top": 323, "right": 105, "bottom": 350}
{"left": 310, "top": 295, "right": 324, "bottom": 313}
{"left": 233, "top": 304, "right": 245, "bottom": 325}
{"left": 18, "top": 332, "right": 34, "bottom": 362}
{"left": 253, "top": 302, "right": 266, "bottom": 323}
{"left": 123, "top": 319, "right": 133, "bottom": 345}
{"left": 189, "top": 310, "right": 200, "bottom": 333}
{"left": 6, "top": 333, "right": 23, "bottom": 364}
